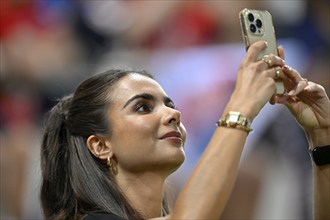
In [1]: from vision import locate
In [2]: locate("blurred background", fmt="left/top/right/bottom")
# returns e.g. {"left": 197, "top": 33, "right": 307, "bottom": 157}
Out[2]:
{"left": 0, "top": 0, "right": 329, "bottom": 219}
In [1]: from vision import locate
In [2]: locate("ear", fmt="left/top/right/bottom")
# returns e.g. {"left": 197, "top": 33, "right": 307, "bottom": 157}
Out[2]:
{"left": 86, "top": 135, "right": 113, "bottom": 160}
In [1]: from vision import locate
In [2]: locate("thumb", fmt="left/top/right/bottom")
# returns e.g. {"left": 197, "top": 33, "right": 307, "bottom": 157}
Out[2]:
{"left": 276, "top": 95, "right": 298, "bottom": 112}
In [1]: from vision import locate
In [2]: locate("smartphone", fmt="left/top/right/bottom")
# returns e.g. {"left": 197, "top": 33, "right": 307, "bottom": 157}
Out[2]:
{"left": 239, "top": 8, "right": 284, "bottom": 95}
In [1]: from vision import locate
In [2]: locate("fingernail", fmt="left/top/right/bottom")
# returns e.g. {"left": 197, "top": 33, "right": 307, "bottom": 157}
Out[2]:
{"left": 264, "top": 41, "right": 268, "bottom": 47}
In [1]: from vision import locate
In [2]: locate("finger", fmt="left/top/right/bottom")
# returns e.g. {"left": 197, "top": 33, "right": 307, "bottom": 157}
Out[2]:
{"left": 276, "top": 94, "right": 297, "bottom": 106}
{"left": 282, "top": 65, "right": 308, "bottom": 95}
{"left": 277, "top": 45, "right": 285, "bottom": 60}
{"left": 261, "top": 66, "right": 284, "bottom": 80}
{"left": 282, "top": 65, "right": 302, "bottom": 83}
{"left": 260, "top": 54, "right": 285, "bottom": 69}
{"left": 245, "top": 41, "right": 268, "bottom": 63}
{"left": 262, "top": 67, "right": 277, "bottom": 79}
{"left": 288, "top": 80, "right": 308, "bottom": 96}
{"left": 269, "top": 94, "right": 277, "bottom": 105}
{"left": 269, "top": 86, "right": 288, "bottom": 103}
{"left": 302, "top": 81, "right": 321, "bottom": 93}
{"left": 268, "top": 67, "right": 285, "bottom": 104}
{"left": 274, "top": 66, "right": 285, "bottom": 79}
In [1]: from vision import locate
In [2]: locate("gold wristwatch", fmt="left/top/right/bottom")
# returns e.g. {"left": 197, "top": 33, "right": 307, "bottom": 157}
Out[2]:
{"left": 216, "top": 111, "right": 253, "bottom": 133}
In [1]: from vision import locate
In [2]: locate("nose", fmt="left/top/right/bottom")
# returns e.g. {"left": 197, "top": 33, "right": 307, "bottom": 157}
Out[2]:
{"left": 163, "top": 106, "right": 181, "bottom": 126}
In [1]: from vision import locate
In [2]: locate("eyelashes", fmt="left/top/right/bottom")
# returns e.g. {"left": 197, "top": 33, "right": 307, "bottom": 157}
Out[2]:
{"left": 134, "top": 101, "right": 177, "bottom": 113}
{"left": 167, "top": 102, "right": 176, "bottom": 110}
{"left": 135, "top": 102, "right": 152, "bottom": 113}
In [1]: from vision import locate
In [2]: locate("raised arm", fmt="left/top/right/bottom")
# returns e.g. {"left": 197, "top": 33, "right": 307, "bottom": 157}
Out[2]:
{"left": 160, "top": 41, "right": 285, "bottom": 219}
{"left": 275, "top": 51, "right": 330, "bottom": 219}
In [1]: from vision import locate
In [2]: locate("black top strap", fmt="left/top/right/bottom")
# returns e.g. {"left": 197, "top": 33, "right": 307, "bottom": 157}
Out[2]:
{"left": 83, "top": 211, "right": 125, "bottom": 220}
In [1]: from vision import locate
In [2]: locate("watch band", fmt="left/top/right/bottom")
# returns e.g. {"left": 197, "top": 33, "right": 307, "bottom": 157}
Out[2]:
{"left": 310, "top": 145, "right": 330, "bottom": 166}
{"left": 216, "top": 111, "right": 253, "bottom": 133}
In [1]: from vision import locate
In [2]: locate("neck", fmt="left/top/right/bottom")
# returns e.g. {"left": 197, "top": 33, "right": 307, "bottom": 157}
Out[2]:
{"left": 115, "top": 171, "right": 167, "bottom": 219}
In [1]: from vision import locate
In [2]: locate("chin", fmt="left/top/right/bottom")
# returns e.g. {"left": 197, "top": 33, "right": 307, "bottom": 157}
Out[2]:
{"left": 152, "top": 146, "right": 185, "bottom": 174}
{"left": 166, "top": 150, "right": 186, "bottom": 174}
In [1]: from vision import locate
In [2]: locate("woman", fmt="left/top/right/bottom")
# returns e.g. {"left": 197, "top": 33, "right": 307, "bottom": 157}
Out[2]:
{"left": 40, "top": 41, "right": 329, "bottom": 220}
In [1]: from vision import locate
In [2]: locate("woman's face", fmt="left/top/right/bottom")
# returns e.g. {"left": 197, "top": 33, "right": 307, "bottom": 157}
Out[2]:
{"left": 107, "top": 74, "right": 186, "bottom": 176}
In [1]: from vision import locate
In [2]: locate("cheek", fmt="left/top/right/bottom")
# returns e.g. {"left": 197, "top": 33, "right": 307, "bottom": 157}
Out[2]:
{"left": 113, "top": 117, "right": 158, "bottom": 150}
{"left": 127, "top": 117, "right": 157, "bottom": 138}
{"left": 111, "top": 117, "right": 160, "bottom": 171}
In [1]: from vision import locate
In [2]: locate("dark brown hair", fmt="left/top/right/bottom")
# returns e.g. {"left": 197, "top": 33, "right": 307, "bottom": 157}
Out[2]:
{"left": 40, "top": 69, "right": 168, "bottom": 220}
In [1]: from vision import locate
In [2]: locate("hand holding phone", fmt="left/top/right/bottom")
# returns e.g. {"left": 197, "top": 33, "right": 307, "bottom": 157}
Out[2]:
{"left": 239, "top": 8, "right": 284, "bottom": 95}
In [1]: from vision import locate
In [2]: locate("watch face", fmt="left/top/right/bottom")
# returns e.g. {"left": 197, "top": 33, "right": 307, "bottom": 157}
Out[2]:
{"left": 228, "top": 113, "right": 240, "bottom": 123}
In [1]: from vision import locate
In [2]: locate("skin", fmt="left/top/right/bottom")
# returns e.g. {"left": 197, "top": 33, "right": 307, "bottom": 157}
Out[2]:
{"left": 88, "top": 41, "right": 329, "bottom": 219}
{"left": 276, "top": 47, "right": 330, "bottom": 219}
{"left": 88, "top": 74, "right": 187, "bottom": 218}
{"left": 108, "top": 74, "right": 186, "bottom": 175}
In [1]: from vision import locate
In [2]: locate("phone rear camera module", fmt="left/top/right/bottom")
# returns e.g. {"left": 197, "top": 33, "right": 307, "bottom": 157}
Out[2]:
{"left": 248, "top": 13, "right": 254, "bottom": 22}
{"left": 256, "top": 19, "right": 262, "bottom": 28}
{"left": 250, "top": 24, "right": 256, "bottom": 33}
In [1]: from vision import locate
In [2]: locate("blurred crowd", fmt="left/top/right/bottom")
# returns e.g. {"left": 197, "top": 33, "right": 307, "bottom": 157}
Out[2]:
{"left": 0, "top": 0, "right": 329, "bottom": 219}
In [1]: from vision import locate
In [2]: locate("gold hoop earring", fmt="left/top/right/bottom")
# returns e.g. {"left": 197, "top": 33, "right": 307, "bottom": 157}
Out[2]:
{"left": 107, "top": 157, "right": 112, "bottom": 168}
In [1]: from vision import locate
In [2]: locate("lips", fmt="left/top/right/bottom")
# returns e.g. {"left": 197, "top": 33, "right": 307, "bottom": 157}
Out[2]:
{"left": 160, "top": 131, "right": 183, "bottom": 144}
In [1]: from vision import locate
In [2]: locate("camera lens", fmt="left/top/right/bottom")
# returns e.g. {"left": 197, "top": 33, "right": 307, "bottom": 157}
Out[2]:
{"left": 248, "top": 13, "right": 254, "bottom": 22}
{"left": 256, "top": 19, "right": 262, "bottom": 28}
{"left": 250, "top": 24, "right": 256, "bottom": 33}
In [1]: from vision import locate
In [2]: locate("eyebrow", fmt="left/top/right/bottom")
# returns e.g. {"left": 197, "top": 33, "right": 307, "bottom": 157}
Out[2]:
{"left": 122, "top": 93, "right": 174, "bottom": 109}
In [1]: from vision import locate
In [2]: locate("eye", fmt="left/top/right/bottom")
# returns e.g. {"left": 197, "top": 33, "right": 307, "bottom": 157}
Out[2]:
{"left": 166, "top": 101, "right": 176, "bottom": 109}
{"left": 135, "top": 102, "right": 152, "bottom": 113}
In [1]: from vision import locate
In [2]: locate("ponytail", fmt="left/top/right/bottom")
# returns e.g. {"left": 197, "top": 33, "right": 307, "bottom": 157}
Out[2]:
{"left": 40, "top": 70, "right": 157, "bottom": 220}
{"left": 40, "top": 95, "right": 77, "bottom": 219}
